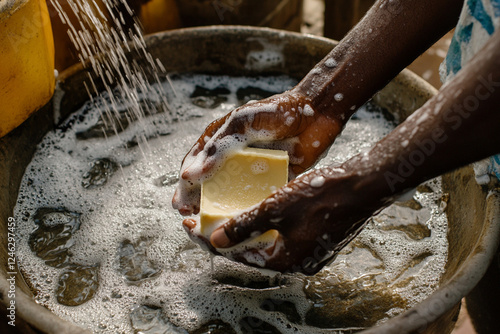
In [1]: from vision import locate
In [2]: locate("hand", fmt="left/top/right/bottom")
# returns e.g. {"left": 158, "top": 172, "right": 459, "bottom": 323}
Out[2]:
{"left": 183, "top": 166, "right": 389, "bottom": 274}
{"left": 172, "top": 89, "right": 343, "bottom": 216}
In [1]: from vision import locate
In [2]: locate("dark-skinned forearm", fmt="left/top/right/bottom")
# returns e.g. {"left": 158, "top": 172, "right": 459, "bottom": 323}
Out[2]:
{"left": 295, "top": 0, "right": 462, "bottom": 123}
{"left": 340, "top": 28, "right": 500, "bottom": 204}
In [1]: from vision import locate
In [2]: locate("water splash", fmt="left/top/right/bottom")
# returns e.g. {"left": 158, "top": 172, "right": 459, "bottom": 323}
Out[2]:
{"left": 50, "top": 0, "right": 172, "bottom": 158}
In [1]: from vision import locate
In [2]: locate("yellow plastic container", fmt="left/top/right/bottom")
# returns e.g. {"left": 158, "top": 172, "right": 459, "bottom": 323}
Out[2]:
{"left": 138, "top": 0, "right": 182, "bottom": 34}
{"left": 0, "top": 0, "right": 55, "bottom": 138}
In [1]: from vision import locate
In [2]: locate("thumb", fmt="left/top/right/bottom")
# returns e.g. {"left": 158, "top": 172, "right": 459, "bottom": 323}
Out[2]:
{"left": 210, "top": 208, "right": 277, "bottom": 248}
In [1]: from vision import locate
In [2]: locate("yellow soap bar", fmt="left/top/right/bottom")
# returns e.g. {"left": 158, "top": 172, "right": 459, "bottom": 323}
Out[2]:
{"left": 200, "top": 147, "right": 289, "bottom": 237}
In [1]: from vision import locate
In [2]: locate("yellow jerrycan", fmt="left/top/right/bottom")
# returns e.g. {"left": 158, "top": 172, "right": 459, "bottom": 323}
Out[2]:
{"left": 0, "top": 0, "right": 55, "bottom": 138}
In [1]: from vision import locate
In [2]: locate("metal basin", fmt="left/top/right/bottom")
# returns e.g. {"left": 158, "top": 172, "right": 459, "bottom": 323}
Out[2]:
{"left": 1, "top": 26, "right": 499, "bottom": 334}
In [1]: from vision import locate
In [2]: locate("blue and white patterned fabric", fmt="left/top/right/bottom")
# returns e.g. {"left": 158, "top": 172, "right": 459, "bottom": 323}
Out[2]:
{"left": 440, "top": 0, "right": 500, "bottom": 183}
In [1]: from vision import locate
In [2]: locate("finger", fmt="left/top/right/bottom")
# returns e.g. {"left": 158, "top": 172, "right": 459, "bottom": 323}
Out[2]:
{"left": 173, "top": 115, "right": 239, "bottom": 216}
{"left": 180, "top": 112, "right": 249, "bottom": 182}
{"left": 172, "top": 180, "right": 200, "bottom": 215}
{"left": 210, "top": 204, "right": 281, "bottom": 249}
{"left": 221, "top": 232, "right": 286, "bottom": 269}
{"left": 185, "top": 113, "right": 232, "bottom": 163}
{"left": 182, "top": 218, "right": 197, "bottom": 231}
{"left": 174, "top": 119, "right": 230, "bottom": 214}
{"left": 178, "top": 114, "right": 233, "bottom": 180}
{"left": 182, "top": 218, "right": 219, "bottom": 253}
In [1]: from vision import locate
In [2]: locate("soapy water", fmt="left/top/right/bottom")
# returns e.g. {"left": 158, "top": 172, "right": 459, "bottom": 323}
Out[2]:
{"left": 14, "top": 74, "right": 448, "bottom": 333}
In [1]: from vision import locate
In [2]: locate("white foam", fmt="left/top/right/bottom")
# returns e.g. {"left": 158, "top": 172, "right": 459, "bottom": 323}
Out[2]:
{"left": 310, "top": 176, "right": 326, "bottom": 188}
{"left": 244, "top": 38, "right": 285, "bottom": 71}
{"left": 250, "top": 159, "right": 270, "bottom": 175}
{"left": 303, "top": 104, "right": 315, "bottom": 116}
{"left": 324, "top": 58, "right": 338, "bottom": 68}
{"left": 14, "top": 74, "right": 448, "bottom": 334}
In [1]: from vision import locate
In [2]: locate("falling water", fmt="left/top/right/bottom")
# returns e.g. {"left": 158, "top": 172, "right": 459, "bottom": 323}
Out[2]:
{"left": 50, "top": 0, "right": 171, "bottom": 154}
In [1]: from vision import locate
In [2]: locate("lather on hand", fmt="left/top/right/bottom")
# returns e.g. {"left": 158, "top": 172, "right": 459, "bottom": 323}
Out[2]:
{"left": 172, "top": 91, "right": 343, "bottom": 216}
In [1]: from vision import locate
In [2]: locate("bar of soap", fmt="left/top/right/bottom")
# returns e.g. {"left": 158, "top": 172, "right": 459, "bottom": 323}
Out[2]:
{"left": 200, "top": 147, "right": 289, "bottom": 239}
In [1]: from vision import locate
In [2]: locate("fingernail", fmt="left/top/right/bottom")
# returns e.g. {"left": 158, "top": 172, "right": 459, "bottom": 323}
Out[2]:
{"left": 178, "top": 206, "right": 193, "bottom": 216}
{"left": 181, "top": 169, "right": 190, "bottom": 179}
{"left": 211, "top": 228, "right": 231, "bottom": 248}
{"left": 182, "top": 219, "right": 196, "bottom": 231}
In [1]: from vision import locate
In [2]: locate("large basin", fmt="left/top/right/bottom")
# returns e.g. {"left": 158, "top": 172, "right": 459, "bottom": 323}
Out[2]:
{"left": 1, "top": 26, "right": 499, "bottom": 334}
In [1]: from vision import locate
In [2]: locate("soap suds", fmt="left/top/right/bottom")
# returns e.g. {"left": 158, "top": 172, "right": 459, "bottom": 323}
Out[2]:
{"left": 324, "top": 58, "right": 338, "bottom": 68}
{"left": 14, "top": 74, "right": 448, "bottom": 334}
{"left": 310, "top": 176, "right": 326, "bottom": 188}
{"left": 303, "top": 104, "right": 315, "bottom": 116}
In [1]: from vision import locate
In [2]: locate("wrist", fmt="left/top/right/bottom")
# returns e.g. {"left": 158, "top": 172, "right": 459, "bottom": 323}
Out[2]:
{"left": 333, "top": 156, "right": 398, "bottom": 205}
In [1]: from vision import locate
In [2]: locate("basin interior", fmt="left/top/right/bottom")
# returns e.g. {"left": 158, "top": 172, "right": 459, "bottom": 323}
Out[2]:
{"left": 1, "top": 27, "right": 499, "bottom": 334}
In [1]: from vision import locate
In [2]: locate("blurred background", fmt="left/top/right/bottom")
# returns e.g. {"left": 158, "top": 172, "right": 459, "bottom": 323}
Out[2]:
{"left": 46, "top": 0, "right": 452, "bottom": 90}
